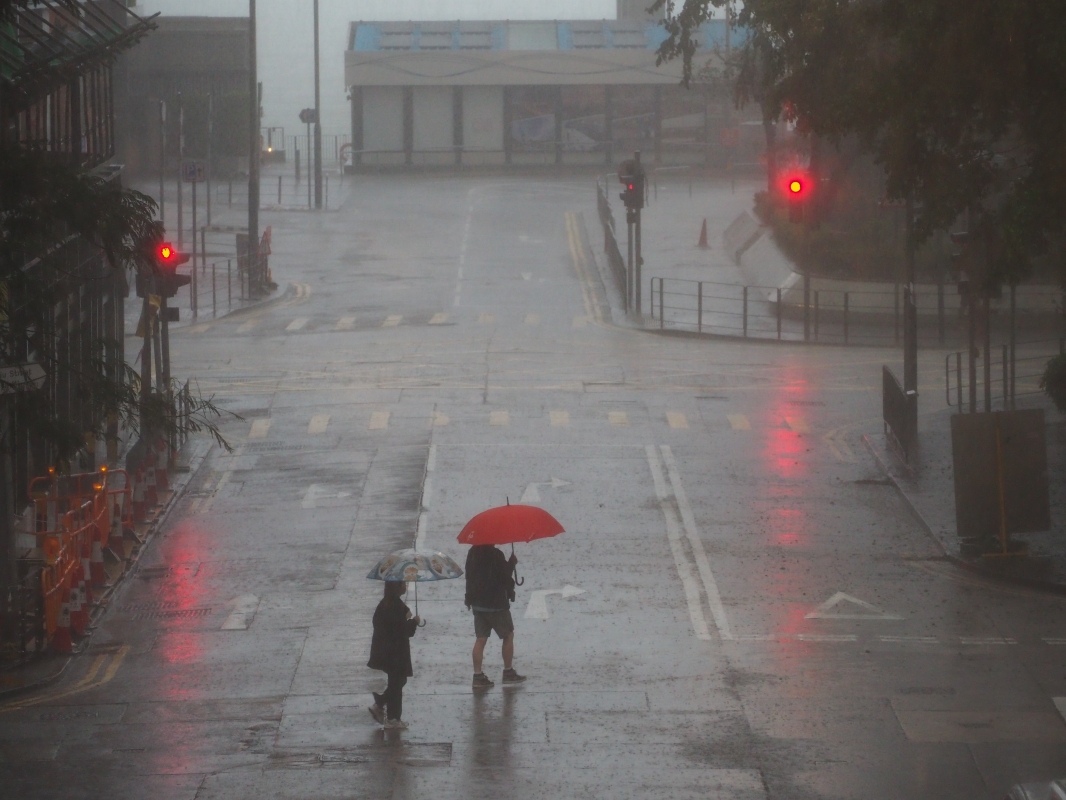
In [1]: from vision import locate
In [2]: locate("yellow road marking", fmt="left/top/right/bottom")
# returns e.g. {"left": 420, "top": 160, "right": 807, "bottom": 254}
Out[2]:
{"left": 1, "top": 646, "right": 130, "bottom": 712}
{"left": 335, "top": 316, "right": 355, "bottom": 330}
{"left": 369, "top": 411, "right": 390, "bottom": 430}
{"left": 285, "top": 317, "right": 309, "bottom": 331}
{"left": 608, "top": 411, "right": 628, "bottom": 426}
{"left": 785, "top": 417, "right": 810, "bottom": 433}
{"left": 429, "top": 313, "right": 449, "bottom": 325}
{"left": 188, "top": 324, "right": 211, "bottom": 334}
{"left": 382, "top": 315, "right": 402, "bottom": 327}
{"left": 308, "top": 414, "right": 330, "bottom": 434}
{"left": 667, "top": 412, "right": 689, "bottom": 429}
{"left": 728, "top": 414, "right": 751, "bottom": 430}
{"left": 237, "top": 319, "right": 258, "bottom": 333}
{"left": 431, "top": 412, "right": 449, "bottom": 427}
{"left": 478, "top": 313, "right": 495, "bottom": 324}
{"left": 549, "top": 410, "right": 569, "bottom": 427}
{"left": 248, "top": 419, "right": 272, "bottom": 439}
{"left": 565, "top": 212, "right": 598, "bottom": 324}
{"left": 490, "top": 411, "right": 509, "bottom": 426}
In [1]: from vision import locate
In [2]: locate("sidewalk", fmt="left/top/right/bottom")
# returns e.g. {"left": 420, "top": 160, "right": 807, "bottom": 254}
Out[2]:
{"left": 0, "top": 432, "right": 213, "bottom": 700}
{"left": 864, "top": 399, "right": 1066, "bottom": 592}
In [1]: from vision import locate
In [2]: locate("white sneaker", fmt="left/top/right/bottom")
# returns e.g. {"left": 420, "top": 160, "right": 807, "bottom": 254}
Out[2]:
{"left": 383, "top": 718, "right": 408, "bottom": 730}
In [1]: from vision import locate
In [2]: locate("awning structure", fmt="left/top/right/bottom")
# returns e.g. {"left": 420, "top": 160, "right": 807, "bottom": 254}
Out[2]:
{"left": 0, "top": 0, "right": 157, "bottom": 108}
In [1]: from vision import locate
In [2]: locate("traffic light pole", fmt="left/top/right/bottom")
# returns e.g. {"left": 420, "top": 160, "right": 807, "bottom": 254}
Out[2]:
{"left": 313, "top": 0, "right": 323, "bottom": 210}
{"left": 626, "top": 211, "right": 634, "bottom": 313}
{"left": 248, "top": 0, "right": 261, "bottom": 295}
{"left": 177, "top": 93, "right": 184, "bottom": 249}
{"left": 635, "top": 208, "right": 642, "bottom": 315}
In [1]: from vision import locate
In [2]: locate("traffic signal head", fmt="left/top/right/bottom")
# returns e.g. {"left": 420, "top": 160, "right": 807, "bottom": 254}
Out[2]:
{"left": 788, "top": 178, "right": 804, "bottom": 196}
{"left": 783, "top": 173, "right": 810, "bottom": 222}
{"left": 152, "top": 241, "right": 191, "bottom": 298}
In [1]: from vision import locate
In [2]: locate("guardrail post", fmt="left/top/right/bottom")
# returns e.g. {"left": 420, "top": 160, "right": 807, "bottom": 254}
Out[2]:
{"left": 212, "top": 262, "right": 217, "bottom": 317}
{"left": 278, "top": 175, "right": 282, "bottom": 205}
{"left": 814, "top": 290, "right": 820, "bottom": 341}
{"left": 742, "top": 286, "right": 748, "bottom": 338}
{"left": 937, "top": 282, "right": 945, "bottom": 344}
{"left": 659, "top": 279, "right": 664, "bottom": 330}
{"left": 697, "top": 282, "right": 703, "bottom": 334}
{"left": 191, "top": 255, "right": 198, "bottom": 318}
{"left": 844, "top": 292, "right": 850, "bottom": 344}
{"left": 776, "top": 288, "right": 782, "bottom": 340}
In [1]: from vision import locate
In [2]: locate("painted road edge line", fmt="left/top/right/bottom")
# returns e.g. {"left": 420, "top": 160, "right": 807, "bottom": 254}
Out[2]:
{"left": 646, "top": 445, "right": 712, "bottom": 641}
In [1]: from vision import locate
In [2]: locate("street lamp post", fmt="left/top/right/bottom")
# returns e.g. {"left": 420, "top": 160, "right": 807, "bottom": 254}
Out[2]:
{"left": 313, "top": 0, "right": 322, "bottom": 209}
{"left": 248, "top": 0, "right": 260, "bottom": 293}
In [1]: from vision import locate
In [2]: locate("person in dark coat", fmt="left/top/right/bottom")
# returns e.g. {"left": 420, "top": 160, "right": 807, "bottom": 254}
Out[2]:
{"left": 367, "top": 581, "right": 420, "bottom": 729}
{"left": 465, "top": 544, "right": 526, "bottom": 689}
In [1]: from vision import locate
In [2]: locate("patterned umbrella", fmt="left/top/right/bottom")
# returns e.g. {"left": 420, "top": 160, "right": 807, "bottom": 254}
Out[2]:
{"left": 366, "top": 548, "right": 463, "bottom": 582}
{"left": 367, "top": 548, "right": 463, "bottom": 625}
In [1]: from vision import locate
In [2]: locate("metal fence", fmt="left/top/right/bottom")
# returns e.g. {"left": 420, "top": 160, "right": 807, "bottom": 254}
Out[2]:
{"left": 945, "top": 338, "right": 1063, "bottom": 413}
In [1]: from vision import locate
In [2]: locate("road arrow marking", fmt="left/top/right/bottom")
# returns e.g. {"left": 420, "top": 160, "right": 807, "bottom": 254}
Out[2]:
{"left": 520, "top": 476, "right": 571, "bottom": 503}
{"left": 805, "top": 592, "right": 902, "bottom": 620}
{"left": 301, "top": 484, "right": 352, "bottom": 509}
{"left": 222, "top": 594, "right": 260, "bottom": 630}
{"left": 524, "top": 585, "right": 585, "bottom": 620}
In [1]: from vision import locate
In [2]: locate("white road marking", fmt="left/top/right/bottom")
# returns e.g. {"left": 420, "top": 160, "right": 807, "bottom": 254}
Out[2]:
{"left": 524, "top": 585, "right": 585, "bottom": 620}
{"left": 796, "top": 633, "right": 858, "bottom": 643}
{"left": 959, "top": 636, "right": 1017, "bottom": 645}
{"left": 520, "top": 476, "right": 570, "bottom": 504}
{"left": 646, "top": 446, "right": 712, "bottom": 642}
{"left": 785, "top": 417, "right": 810, "bottom": 433}
{"left": 608, "top": 411, "right": 628, "bottom": 426}
{"left": 415, "top": 443, "right": 436, "bottom": 551}
{"left": 221, "top": 595, "right": 260, "bottom": 630}
{"left": 824, "top": 427, "right": 856, "bottom": 462}
{"left": 478, "top": 313, "right": 495, "bottom": 324}
{"left": 382, "top": 315, "right": 402, "bottom": 327}
{"left": 301, "top": 484, "right": 352, "bottom": 509}
{"left": 199, "top": 448, "right": 244, "bottom": 515}
{"left": 286, "top": 317, "right": 308, "bottom": 331}
{"left": 335, "top": 316, "right": 355, "bottom": 330}
{"left": 237, "top": 319, "right": 258, "bottom": 333}
{"left": 1054, "top": 698, "right": 1066, "bottom": 724}
{"left": 879, "top": 635, "right": 939, "bottom": 644}
{"left": 248, "top": 419, "right": 272, "bottom": 439}
{"left": 525, "top": 313, "right": 540, "bottom": 325}
{"left": 521, "top": 272, "right": 532, "bottom": 281}
{"left": 489, "top": 411, "right": 509, "bottom": 426}
{"left": 188, "top": 324, "right": 211, "bottom": 334}
{"left": 429, "top": 313, "right": 449, "bottom": 325}
{"left": 308, "top": 414, "right": 330, "bottom": 434}
{"left": 549, "top": 410, "right": 569, "bottom": 427}
{"left": 728, "top": 414, "right": 751, "bottom": 430}
{"left": 805, "top": 592, "right": 902, "bottom": 620}
{"left": 660, "top": 446, "right": 733, "bottom": 641}
{"left": 667, "top": 412, "right": 688, "bottom": 429}
{"left": 1043, "top": 637, "right": 1066, "bottom": 645}
{"left": 431, "top": 411, "right": 449, "bottom": 427}
{"left": 369, "top": 411, "right": 390, "bottom": 430}
{"left": 454, "top": 196, "right": 473, "bottom": 308}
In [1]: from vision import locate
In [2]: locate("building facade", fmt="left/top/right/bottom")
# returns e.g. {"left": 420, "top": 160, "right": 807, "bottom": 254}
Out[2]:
{"left": 344, "top": 18, "right": 758, "bottom": 169}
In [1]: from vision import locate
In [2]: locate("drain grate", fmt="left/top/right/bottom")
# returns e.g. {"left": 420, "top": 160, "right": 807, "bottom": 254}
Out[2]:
{"left": 787, "top": 399, "right": 826, "bottom": 407}
{"left": 245, "top": 442, "right": 312, "bottom": 452}
{"left": 120, "top": 601, "right": 179, "bottom": 612}
{"left": 131, "top": 607, "right": 212, "bottom": 621}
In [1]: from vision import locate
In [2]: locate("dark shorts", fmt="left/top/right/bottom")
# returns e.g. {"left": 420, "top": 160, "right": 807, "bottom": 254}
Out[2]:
{"left": 473, "top": 609, "right": 514, "bottom": 640}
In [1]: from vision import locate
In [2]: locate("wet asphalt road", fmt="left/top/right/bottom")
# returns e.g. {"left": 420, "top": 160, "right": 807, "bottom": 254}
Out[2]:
{"left": 3, "top": 175, "right": 1066, "bottom": 800}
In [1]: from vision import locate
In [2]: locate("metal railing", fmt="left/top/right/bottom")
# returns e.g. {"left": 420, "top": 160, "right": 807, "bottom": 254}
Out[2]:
{"left": 945, "top": 338, "right": 1063, "bottom": 412}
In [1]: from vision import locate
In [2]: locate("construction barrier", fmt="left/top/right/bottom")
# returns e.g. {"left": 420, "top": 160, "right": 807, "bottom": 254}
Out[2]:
{"left": 28, "top": 466, "right": 132, "bottom": 652}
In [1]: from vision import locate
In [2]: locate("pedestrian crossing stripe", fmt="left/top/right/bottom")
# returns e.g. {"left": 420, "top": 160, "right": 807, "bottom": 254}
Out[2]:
{"left": 381, "top": 315, "right": 402, "bottom": 327}
{"left": 489, "top": 411, "right": 509, "bottom": 426}
{"left": 369, "top": 411, "right": 390, "bottom": 430}
{"left": 608, "top": 411, "right": 628, "bottom": 426}
{"left": 431, "top": 412, "right": 449, "bottom": 427}
{"left": 286, "top": 317, "right": 308, "bottom": 331}
{"left": 308, "top": 414, "right": 330, "bottom": 434}
{"left": 785, "top": 417, "right": 809, "bottom": 433}
{"left": 667, "top": 412, "right": 688, "bottom": 429}
{"left": 248, "top": 419, "right": 272, "bottom": 439}
{"left": 237, "top": 319, "right": 258, "bottom": 333}
{"left": 550, "top": 411, "right": 569, "bottom": 427}
{"left": 428, "top": 313, "right": 449, "bottom": 324}
{"left": 479, "top": 313, "right": 495, "bottom": 324}
{"left": 335, "top": 316, "right": 355, "bottom": 330}
{"left": 728, "top": 414, "right": 750, "bottom": 430}
{"left": 572, "top": 316, "right": 588, "bottom": 328}
{"left": 188, "top": 324, "right": 211, "bottom": 334}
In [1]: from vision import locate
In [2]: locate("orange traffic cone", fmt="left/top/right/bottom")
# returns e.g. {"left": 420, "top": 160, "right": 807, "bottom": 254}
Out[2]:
{"left": 53, "top": 591, "right": 73, "bottom": 653}
{"left": 90, "top": 540, "right": 107, "bottom": 589}
{"left": 698, "top": 218, "right": 709, "bottom": 248}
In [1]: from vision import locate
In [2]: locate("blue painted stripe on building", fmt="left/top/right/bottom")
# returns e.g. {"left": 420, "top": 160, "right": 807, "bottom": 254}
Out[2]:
{"left": 353, "top": 24, "right": 381, "bottom": 51}
{"left": 412, "top": 24, "right": 421, "bottom": 50}
{"left": 603, "top": 21, "right": 614, "bottom": 49}
{"left": 557, "top": 21, "right": 573, "bottom": 50}
{"left": 490, "top": 23, "right": 506, "bottom": 50}
{"left": 452, "top": 21, "right": 461, "bottom": 50}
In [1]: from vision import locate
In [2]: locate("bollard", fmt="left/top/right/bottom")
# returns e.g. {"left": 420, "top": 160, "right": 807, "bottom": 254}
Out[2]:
{"left": 659, "top": 279, "right": 664, "bottom": 330}
{"left": 814, "top": 291, "right": 820, "bottom": 341}
{"left": 212, "top": 262, "right": 217, "bottom": 317}
{"left": 743, "top": 287, "right": 748, "bottom": 338}
{"left": 53, "top": 591, "right": 73, "bottom": 653}
{"left": 228, "top": 259, "right": 232, "bottom": 309}
{"left": 844, "top": 292, "right": 850, "bottom": 345}
{"left": 91, "top": 539, "right": 107, "bottom": 589}
{"left": 145, "top": 465, "right": 158, "bottom": 507}
{"left": 278, "top": 175, "right": 282, "bottom": 205}
{"left": 777, "top": 288, "right": 783, "bottom": 340}
{"left": 697, "top": 282, "right": 703, "bottom": 334}
{"left": 155, "top": 439, "right": 169, "bottom": 492}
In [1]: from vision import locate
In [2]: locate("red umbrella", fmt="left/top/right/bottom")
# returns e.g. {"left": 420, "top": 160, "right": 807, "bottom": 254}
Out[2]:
{"left": 456, "top": 503, "right": 565, "bottom": 546}
{"left": 457, "top": 503, "right": 565, "bottom": 587}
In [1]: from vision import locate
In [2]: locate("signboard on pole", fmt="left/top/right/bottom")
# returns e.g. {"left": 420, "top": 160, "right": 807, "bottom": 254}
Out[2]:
{"left": 181, "top": 160, "right": 206, "bottom": 183}
{"left": 0, "top": 363, "right": 46, "bottom": 394}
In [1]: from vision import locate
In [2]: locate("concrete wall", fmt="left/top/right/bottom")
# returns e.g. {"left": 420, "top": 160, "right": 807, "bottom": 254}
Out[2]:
{"left": 362, "top": 86, "right": 405, "bottom": 164}
{"left": 413, "top": 87, "right": 454, "bottom": 165}
{"left": 462, "top": 86, "right": 504, "bottom": 164}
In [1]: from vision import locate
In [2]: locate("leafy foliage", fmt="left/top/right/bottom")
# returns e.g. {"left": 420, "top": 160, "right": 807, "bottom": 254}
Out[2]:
{"left": 1040, "top": 355, "right": 1066, "bottom": 414}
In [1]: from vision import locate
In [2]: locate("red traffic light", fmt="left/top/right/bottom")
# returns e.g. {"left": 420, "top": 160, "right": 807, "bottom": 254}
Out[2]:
{"left": 158, "top": 243, "right": 175, "bottom": 263}
{"left": 788, "top": 178, "right": 803, "bottom": 195}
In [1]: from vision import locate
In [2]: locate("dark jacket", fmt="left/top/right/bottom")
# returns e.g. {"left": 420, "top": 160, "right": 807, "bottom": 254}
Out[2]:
{"left": 367, "top": 595, "right": 419, "bottom": 676}
{"left": 464, "top": 545, "right": 515, "bottom": 610}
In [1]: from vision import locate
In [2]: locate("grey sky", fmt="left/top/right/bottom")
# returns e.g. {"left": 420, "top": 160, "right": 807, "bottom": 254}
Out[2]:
{"left": 135, "top": 1, "right": 618, "bottom": 136}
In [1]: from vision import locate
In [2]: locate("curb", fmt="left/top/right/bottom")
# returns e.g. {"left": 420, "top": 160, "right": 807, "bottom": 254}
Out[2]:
{"left": 861, "top": 433, "right": 1066, "bottom": 597}
{"left": 0, "top": 656, "right": 71, "bottom": 701}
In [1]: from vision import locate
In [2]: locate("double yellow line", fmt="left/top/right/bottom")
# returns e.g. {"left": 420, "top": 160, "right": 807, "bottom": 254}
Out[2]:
{"left": 1, "top": 645, "right": 130, "bottom": 713}
{"left": 565, "top": 212, "right": 604, "bottom": 326}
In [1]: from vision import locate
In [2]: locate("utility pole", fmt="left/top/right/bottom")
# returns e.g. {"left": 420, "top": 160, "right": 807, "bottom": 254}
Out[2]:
{"left": 313, "top": 0, "right": 323, "bottom": 209}
{"left": 903, "top": 193, "right": 918, "bottom": 396}
{"left": 177, "top": 92, "right": 184, "bottom": 248}
{"left": 634, "top": 151, "right": 643, "bottom": 314}
{"left": 206, "top": 92, "right": 213, "bottom": 226}
{"left": 248, "top": 0, "right": 260, "bottom": 293}
{"left": 158, "top": 100, "right": 166, "bottom": 227}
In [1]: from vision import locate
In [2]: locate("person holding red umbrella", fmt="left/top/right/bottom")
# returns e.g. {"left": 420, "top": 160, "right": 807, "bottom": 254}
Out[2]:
{"left": 458, "top": 502, "right": 565, "bottom": 689}
{"left": 465, "top": 544, "right": 525, "bottom": 688}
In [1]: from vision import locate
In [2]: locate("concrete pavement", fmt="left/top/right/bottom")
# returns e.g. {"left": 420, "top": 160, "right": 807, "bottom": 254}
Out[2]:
{"left": 2, "top": 174, "right": 1065, "bottom": 800}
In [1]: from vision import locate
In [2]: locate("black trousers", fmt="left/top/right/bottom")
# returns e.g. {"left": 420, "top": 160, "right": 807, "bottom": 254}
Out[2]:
{"left": 380, "top": 672, "right": 407, "bottom": 721}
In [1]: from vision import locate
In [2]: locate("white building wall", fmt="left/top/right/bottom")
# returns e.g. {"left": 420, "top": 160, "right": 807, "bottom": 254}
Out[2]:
{"left": 362, "top": 86, "right": 404, "bottom": 162}
{"left": 462, "top": 85, "right": 504, "bottom": 164}
{"left": 413, "top": 86, "right": 454, "bottom": 165}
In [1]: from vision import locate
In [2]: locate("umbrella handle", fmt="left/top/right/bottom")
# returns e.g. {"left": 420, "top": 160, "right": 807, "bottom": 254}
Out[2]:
{"left": 417, "top": 617, "right": 427, "bottom": 627}
{"left": 514, "top": 573, "right": 524, "bottom": 586}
